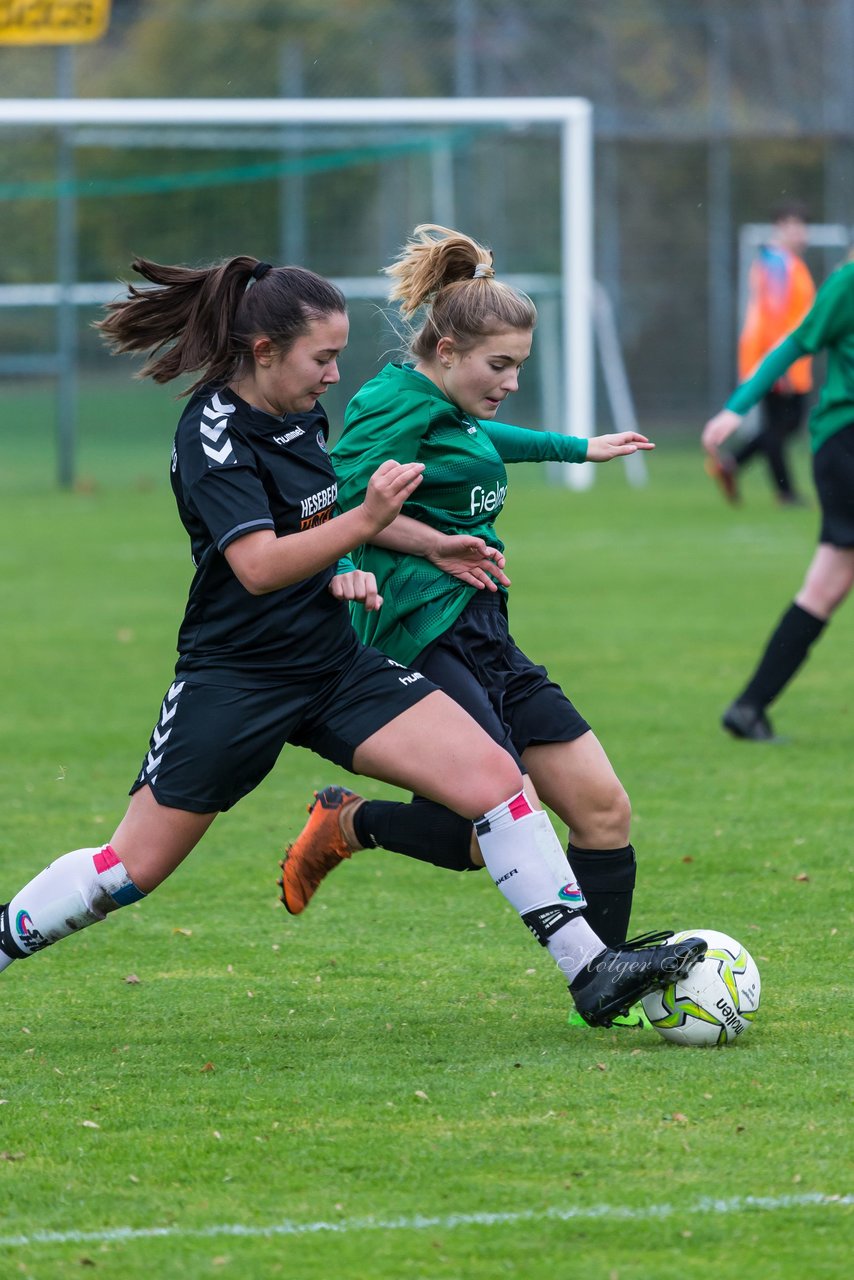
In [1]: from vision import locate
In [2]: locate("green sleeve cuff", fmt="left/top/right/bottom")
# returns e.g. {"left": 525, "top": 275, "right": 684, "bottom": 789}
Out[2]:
{"left": 334, "top": 555, "right": 357, "bottom": 576}
{"left": 726, "top": 336, "right": 806, "bottom": 416}
{"left": 479, "top": 419, "right": 588, "bottom": 464}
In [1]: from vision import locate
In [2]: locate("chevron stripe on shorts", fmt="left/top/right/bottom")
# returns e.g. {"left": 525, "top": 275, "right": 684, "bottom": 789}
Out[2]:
{"left": 137, "top": 680, "right": 185, "bottom": 788}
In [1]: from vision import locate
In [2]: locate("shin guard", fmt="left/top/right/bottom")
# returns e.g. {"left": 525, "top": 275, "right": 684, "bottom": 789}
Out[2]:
{"left": 3, "top": 845, "right": 145, "bottom": 957}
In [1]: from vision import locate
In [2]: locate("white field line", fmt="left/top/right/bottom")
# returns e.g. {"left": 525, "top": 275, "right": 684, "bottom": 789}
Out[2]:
{"left": 1, "top": 1192, "right": 851, "bottom": 1249}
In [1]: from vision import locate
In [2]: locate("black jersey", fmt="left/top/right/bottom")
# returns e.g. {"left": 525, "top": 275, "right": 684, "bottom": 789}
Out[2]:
{"left": 170, "top": 384, "right": 358, "bottom": 684}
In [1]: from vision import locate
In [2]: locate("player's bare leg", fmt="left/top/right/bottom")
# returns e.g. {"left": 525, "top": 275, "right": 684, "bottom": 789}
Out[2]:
{"left": 110, "top": 785, "right": 217, "bottom": 891}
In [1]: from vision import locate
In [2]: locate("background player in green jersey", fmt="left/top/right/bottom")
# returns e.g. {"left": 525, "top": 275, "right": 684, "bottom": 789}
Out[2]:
{"left": 281, "top": 225, "right": 657, "bottom": 984}
{"left": 703, "top": 253, "right": 854, "bottom": 741}
{"left": 0, "top": 249, "right": 705, "bottom": 1029}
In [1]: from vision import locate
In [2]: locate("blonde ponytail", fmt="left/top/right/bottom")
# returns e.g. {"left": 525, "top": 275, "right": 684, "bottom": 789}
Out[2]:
{"left": 384, "top": 224, "right": 536, "bottom": 358}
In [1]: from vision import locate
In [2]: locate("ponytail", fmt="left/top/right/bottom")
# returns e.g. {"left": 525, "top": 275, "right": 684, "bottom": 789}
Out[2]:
{"left": 384, "top": 224, "right": 536, "bottom": 359}
{"left": 96, "top": 256, "right": 346, "bottom": 394}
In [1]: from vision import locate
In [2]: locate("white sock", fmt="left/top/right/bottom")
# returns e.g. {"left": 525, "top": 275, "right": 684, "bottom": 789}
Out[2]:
{"left": 1, "top": 845, "right": 145, "bottom": 961}
{"left": 475, "top": 792, "right": 605, "bottom": 983}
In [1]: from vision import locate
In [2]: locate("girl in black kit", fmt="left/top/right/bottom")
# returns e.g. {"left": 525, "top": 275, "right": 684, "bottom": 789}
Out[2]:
{"left": 0, "top": 255, "right": 704, "bottom": 1027}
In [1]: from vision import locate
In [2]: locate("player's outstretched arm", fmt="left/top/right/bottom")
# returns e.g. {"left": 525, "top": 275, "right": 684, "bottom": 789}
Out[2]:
{"left": 225, "top": 459, "right": 424, "bottom": 595}
{"left": 585, "top": 431, "right": 656, "bottom": 462}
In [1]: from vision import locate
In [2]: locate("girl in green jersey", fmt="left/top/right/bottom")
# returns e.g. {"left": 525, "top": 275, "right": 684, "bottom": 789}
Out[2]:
{"left": 281, "top": 225, "right": 657, "bottom": 975}
{"left": 703, "top": 255, "right": 854, "bottom": 741}
{"left": 1, "top": 249, "right": 705, "bottom": 1030}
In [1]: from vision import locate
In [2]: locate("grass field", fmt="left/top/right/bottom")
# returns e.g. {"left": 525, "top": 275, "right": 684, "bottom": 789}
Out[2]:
{"left": 0, "top": 384, "right": 852, "bottom": 1278}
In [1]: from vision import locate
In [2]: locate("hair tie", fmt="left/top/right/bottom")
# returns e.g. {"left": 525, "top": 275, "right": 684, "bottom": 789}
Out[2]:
{"left": 245, "top": 261, "right": 273, "bottom": 292}
{"left": 473, "top": 263, "right": 495, "bottom": 280}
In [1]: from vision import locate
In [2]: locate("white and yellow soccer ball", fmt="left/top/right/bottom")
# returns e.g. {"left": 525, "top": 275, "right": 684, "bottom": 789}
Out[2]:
{"left": 641, "top": 929, "right": 761, "bottom": 1046}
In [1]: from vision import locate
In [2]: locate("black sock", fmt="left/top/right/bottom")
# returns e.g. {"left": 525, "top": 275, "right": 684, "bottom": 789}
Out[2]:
{"left": 567, "top": 844, "right": 636, "bottom": 948}
{"left": 352, "top": 797, "right": 477, "bottom": 872}
{"left": 738, "top": 602, "right": 826, "bottom": 710}
{"left": 0, "top": 903, "right": 27, "bottom": 960}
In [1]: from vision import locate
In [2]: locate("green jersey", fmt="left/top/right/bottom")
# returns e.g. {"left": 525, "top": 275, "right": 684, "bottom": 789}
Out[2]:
{"left": 727, "top": 260, "right": 854, "bottom": 452}
{"left": 332, "top": 361, "right": 588, "bottom": 666}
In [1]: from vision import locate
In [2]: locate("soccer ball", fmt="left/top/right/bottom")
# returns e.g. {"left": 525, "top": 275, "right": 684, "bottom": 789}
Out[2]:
{"left": 641, "top": 929, "right": 761, "bottom": 1046}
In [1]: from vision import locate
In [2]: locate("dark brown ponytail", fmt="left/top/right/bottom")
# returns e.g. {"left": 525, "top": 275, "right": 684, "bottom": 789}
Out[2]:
{"left": 96, "top": 256, "right": 346, "bottom": 394}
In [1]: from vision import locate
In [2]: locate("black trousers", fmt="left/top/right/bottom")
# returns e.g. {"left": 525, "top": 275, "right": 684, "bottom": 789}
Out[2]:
{"left": 733, "top": 391, "right": 807, "bottom": 497}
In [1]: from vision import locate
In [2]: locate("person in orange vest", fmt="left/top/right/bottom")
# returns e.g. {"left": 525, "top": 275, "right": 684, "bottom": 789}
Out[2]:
{"left": 706, "top": 201, "right": 815, "bottom": 505}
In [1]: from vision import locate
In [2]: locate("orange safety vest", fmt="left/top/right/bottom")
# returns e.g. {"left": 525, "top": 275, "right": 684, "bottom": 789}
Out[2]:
{"left": 738, "top": 247, "right": 815, "bottom": 393}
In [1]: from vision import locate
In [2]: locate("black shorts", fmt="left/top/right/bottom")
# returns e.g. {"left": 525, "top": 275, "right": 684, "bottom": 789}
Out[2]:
{"left": 130, "top": 645, "right": 436, "bottom": 813}
{"left": 414, "top": 593, "right": 589, "bottom": 771}
{"left": 814, "top": 422, "right": 854, "bottom": 547}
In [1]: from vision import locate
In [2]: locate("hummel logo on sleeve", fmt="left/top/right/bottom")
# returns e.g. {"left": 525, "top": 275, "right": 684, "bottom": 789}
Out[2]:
{"left": 200, "top": 392, "right": 237, "bottom": 467}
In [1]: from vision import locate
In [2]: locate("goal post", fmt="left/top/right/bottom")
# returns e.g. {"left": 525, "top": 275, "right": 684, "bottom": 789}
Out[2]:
{"left": 0, "top": 96, "right": 595, "bottom": 487}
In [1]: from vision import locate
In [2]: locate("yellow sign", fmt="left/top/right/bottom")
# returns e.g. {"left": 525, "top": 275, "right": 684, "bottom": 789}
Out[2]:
{"left": 0, "top": 1, "right": 111, "bottom": 45}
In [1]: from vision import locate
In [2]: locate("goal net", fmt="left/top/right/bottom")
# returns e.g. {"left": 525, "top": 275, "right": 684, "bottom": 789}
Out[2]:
{"left": 0, "top": 97, "right": 594, "bottom": 487}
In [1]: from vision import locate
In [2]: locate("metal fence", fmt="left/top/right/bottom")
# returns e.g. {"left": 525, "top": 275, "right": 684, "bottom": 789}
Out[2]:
{"left": 1, "top": 0, "right": 851, "bottom": 453}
